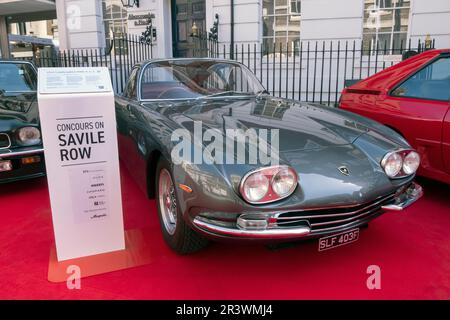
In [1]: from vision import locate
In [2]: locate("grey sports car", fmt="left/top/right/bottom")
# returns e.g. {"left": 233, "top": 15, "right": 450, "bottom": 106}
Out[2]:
{"left": 115, "top": 58, "right": 423, "bottom": 254}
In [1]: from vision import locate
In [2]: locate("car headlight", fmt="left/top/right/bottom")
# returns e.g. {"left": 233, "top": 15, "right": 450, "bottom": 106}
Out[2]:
{"left": 272, "top": 167, "right": 297, "bottom": 197}
{"left": 17, "top": 127, "right": 41, "bottom": 146}
{"left": 403, "top": 151, "right": 420, "bottom": 175}
{"left": 381, "top": 149, "right": 420, "bottom": 178}
{"left": 240, "top": 165, "right": 298, "bottom": 204}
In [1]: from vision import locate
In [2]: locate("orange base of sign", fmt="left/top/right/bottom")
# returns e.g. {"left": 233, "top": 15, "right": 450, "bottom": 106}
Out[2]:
{"left": 48, "top": 228, "right": 153, "bottom": 283}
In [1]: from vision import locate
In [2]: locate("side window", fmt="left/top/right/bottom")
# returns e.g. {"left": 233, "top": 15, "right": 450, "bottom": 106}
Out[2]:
{"left": 124, "top": 68, "right": 139, "bottom": 99}
{"left": 392, "top": 56, "right": 450, "bottom": 101}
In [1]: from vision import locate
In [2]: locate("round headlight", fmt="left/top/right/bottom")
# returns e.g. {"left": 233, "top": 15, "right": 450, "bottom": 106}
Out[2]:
{"left": 403, "top": 151, "right": 420, "bottom": 175}
{"left": 241, "top": 171, "right": 269, "bottom": 203}
{"left": 17, "top": 127, "right": 41, "bottom": 146}
{"left": 272, "top": 167, "right": 297, "bottom": 197}
{"left": 381, "top": 152, "right": 403, "bottom": 178}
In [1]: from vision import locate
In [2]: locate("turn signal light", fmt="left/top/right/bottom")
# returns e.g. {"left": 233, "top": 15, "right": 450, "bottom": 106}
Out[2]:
{"left": 21, "top": 156, "right": 41, "bottom": 165}
{"left": 237, "top": 215, "right": 268, "bottom": 230}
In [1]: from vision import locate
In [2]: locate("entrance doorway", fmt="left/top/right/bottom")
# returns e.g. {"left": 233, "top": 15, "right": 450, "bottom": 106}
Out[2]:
{"left": 171, "top": 0, "right": 206, "bottom": 57}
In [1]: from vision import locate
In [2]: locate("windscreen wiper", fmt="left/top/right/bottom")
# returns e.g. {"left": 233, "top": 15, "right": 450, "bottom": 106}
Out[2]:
{"left": 200, "top": 91, "right": 249, "bottom": 99}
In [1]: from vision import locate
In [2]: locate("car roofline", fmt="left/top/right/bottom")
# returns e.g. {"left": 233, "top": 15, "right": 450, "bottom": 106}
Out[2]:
{"left": 135, "top": 57, "right": 246, "bottom": 69}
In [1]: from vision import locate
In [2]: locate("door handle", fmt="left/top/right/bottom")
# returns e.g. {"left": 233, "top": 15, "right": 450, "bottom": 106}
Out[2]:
{"left": 126, "top": 104, "right": 137, "bottom": 119}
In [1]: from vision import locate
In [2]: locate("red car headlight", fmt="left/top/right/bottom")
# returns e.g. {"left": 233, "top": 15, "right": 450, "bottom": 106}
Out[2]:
{"left": 240, "top": 165, "right": 298, "bottom": 204}
{"left": 381, "top": 149, "right": 420, "bottom": 179}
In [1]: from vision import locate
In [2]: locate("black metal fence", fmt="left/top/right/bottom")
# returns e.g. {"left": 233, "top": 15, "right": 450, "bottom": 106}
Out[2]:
{"left": 194, "top": 38, "right": 435, "bottom": 106}
{"left": 192, "top": 31, "right": 220, "bottom": 58}
{"left": 15, "top": 34, "right": 154, "bottom": 94}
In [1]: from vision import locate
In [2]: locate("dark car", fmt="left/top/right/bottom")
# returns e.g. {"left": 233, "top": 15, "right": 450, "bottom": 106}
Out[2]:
{"left": 115, "top": 58, "right": 423, "bottom": 254}
{"left": 339, "top": 49, "right": 450, "bottom": 184}
{"left": 0, "top": 60, "right": 45, "bottom": 183}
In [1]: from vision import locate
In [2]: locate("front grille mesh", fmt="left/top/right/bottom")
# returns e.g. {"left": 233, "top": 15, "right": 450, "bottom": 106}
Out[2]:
{"left": 276, "top": 193, "right": 395, "bottom": 232}
{"left": 0, "top": 133, "right": 11, "bottom": 149}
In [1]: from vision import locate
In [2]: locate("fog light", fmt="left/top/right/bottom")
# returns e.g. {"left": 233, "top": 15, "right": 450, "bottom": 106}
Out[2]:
{"left": 237, "top": 215, "right": 268, "bottom": 230}
{"left": 21, "top": 156, "right": 41, "bottom": 165}
{"left": 0, "top": 160, "right": 12, "bottom": 172}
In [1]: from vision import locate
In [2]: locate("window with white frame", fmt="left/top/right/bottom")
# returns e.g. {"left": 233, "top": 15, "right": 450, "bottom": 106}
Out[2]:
{"left": 102, "top": 0, "right": 128, "bottom": 44}
{"left": 363, "top": 0, "right": 411, "bottom": 54}
{"left": 262, "top": 0, "right": 301, "bottom": 54}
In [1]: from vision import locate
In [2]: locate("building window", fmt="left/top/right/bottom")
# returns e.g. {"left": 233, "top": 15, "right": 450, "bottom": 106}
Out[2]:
{"left": 262, "top": 0, "right": 301, "bottom": 54}
{"left": 102, "top": 0, "right": 128, "bottom": 47}
{"left": 363, "top": 0, "right": 411, "bottom": 54}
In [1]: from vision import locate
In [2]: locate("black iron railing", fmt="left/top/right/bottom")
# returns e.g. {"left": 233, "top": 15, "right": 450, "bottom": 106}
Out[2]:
{"left": 14, "top": 33, "right": 154, "bottom": 94}
{"left": 194, "top": 38, "right": 435, "bottom": 106}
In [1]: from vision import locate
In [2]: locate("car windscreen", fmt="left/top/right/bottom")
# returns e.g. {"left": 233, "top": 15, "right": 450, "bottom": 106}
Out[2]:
{"left": 0, "top": 62, "right": 37, "bottom": 93}
{"left": 140, "top": 60, "right": 265, "bottom": 100}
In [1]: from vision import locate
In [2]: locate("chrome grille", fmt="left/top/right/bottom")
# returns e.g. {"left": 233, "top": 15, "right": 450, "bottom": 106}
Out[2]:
{"left": 276, "top": 193, "right": 396, "bottom": 233}
{"left": 0, "top": 133, "right": 11, "bottom": 149}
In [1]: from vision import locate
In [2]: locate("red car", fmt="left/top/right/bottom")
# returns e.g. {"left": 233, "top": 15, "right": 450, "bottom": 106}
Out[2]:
{"left": 339, "top": 49, "right": 450, "bottom": 184}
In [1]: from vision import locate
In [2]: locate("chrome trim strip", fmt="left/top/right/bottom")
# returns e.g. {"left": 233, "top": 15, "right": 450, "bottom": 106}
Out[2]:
{"left": 0, "top": 133, "right": 11, "bottom": 150}
{"left": 193, "top": 218, "right": 311, "bottom": 239}
{"left": 0, "top": 148, "right": 44, "bottom": 159}
{"left": 275, "top": 193, "right": 395, "bottom": 220}
{"left": 309, "top": 211, "right": 382, "bottom": 233}
{"left": 310, "top": 206, "right": 381, "bottom": 227}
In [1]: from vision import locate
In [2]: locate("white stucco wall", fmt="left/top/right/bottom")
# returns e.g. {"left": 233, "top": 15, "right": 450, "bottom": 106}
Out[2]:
{"left": 54, "top": 0, "right": 450, "bottom": 53}
{"left": 410, "top": 0, "right": 450, "bottom": 48}
{"left": 208, "top": 0, "right": 261, "bottom": 45}
{"left": 301, "top": 0, "right": 364, "bottom": 42}
{"left": 56, "top": 0, "right": 105, "bottom": 51}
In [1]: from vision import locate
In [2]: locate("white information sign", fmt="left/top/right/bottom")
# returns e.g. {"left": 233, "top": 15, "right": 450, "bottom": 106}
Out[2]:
{"left": 38, "top": 67, "right": 125, "bottom": 261}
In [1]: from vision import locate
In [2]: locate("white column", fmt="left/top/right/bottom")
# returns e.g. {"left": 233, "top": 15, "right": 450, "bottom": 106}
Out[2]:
{"left": 56, "top": 0, "right": 106, "bottom": 50}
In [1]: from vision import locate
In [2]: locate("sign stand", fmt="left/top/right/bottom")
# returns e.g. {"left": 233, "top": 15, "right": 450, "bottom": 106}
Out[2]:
{"left": 38, "top": 67, "right": 125, "bottom": 261}
{"left": 47, "top": 228, "right": 154, "bottom": 283}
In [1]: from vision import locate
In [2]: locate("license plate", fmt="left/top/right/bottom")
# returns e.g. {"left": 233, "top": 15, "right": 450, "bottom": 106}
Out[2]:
{"left": 318, "top": 228, "right": 359, "bottom": 252}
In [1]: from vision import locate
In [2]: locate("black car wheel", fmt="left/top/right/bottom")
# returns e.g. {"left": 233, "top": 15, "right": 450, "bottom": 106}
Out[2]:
{"left": 155, "top": 157, "right": 208, "bottom": 254}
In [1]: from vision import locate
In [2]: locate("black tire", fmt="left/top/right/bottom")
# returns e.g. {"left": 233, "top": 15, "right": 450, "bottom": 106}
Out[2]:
{"left": 155, "top": 156, "right": 209, "bottom": 254}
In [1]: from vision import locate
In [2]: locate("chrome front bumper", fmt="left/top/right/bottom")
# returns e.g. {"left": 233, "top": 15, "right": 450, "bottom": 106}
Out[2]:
{"left": 192, "top": 182, "right": 423, "bottom": 240}
{"left": 0, "top": 147, "right": 44, "bottom": 159}
{"left": 381, "top": 182, "right": 423, "bottom": 211}
{"left": 193, "top": 218, "right": 311, "bottom": 239}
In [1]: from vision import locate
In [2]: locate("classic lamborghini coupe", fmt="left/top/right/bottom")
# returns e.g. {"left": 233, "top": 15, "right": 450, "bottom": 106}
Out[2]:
{"left": 115, "top": 58, "right": 423, "bottom": 254}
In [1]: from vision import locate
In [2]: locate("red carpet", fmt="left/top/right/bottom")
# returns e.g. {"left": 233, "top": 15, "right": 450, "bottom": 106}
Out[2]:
{"left": 0, "top": 163, "right": 449, "bottom": 299}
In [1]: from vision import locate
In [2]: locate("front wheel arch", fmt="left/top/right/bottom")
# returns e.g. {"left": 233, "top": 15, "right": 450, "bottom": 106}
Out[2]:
{"left": 146, "top": 150, "right": 162, "bottom": 199}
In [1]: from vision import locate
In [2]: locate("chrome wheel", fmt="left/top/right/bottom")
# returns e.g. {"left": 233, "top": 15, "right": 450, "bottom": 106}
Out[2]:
{"left": 158, "top": 168, "right": 177, "bottom": 235}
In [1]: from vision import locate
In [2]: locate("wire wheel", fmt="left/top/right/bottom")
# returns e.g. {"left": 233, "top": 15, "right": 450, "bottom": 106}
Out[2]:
{"left": 158, "top": 168, "right": 177, "bottom": 235}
